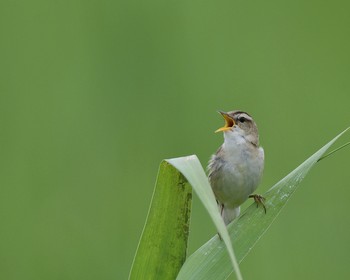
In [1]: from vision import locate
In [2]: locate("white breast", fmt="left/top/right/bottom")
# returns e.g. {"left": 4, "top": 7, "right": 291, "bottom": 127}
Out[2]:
{"left": 210, "top": 135, "right": 264, "bottom": 208}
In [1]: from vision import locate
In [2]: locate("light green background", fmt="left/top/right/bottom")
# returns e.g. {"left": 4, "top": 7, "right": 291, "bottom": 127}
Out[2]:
{"left": 1, "top": 0, "right": 349, "bottom": 279}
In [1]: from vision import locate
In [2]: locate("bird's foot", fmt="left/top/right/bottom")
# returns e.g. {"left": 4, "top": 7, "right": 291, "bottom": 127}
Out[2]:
{"left": 249, "top": 194, "right": 266, "bottom": 213}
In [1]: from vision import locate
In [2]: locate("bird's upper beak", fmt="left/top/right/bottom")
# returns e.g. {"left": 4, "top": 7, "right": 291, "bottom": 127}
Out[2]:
{"left": 215, "top": 111, "right": 235, "bottom": 133}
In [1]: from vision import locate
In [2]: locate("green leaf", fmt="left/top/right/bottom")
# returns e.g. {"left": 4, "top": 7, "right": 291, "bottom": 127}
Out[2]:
{"left": 317, "top": 141, "right": 350, "bottom": 162}
{"left": 129, "top": 161, "right": 192, "bottom": 280}
{"left": 176, "top": 127, "right": 349, "bottom": 280}
{"left": 167, "top": 156, "right": 243, "bottom": 280}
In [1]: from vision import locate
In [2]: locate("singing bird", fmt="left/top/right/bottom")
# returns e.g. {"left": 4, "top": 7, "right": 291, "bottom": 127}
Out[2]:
{"left": 208, "top": 110, "right": 265, "bottom": 225}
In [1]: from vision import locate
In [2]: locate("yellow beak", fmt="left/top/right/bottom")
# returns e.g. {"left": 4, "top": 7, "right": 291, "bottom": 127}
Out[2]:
{"left": 215, "top": 111, "right": 235, "bottom": 133}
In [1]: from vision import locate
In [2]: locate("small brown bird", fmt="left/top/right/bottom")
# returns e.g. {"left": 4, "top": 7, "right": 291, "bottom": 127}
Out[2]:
{"left": 208, "top": 110, "right": 265, "bottom": 225}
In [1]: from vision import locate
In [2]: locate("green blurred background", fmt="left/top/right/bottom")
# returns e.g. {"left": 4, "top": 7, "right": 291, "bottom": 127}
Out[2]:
{"left": 1, "top": 0, "right": 350, "bottom": 279}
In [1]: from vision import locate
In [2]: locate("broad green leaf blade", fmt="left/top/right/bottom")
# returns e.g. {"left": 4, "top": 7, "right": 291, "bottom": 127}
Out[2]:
{"left": 129, "top": 161, "right": 192, "bottom": 280}
{"left": 166, "top": 156, "right": 243, "bottom": 280}
{"left": 177, "top": 128, "right": 349, "bottom": 280}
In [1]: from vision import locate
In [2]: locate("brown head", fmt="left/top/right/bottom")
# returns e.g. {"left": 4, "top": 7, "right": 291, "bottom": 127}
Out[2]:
{"left": 215, "top": 110, "right": 260, "bottom": 146}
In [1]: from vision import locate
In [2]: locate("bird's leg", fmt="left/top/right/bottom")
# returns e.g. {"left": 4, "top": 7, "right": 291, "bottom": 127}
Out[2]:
{"left": 220, "top": 203, "right": 224, "bottom": 217}
{"left": 249, "top": 194, "right": 267, "bottom": 213}
{"left": 217, "top": 203, "right": 224, "bottom": 240}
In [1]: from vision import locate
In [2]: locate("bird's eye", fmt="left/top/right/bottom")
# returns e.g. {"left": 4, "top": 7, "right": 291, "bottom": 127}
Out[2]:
{"left": 238, "top": 117, "right": 246, "bottom": 123}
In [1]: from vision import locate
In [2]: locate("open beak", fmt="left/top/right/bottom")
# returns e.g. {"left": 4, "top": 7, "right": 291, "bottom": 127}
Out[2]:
{"left": 215, "top": 111, "right": 235, "bottom": 133}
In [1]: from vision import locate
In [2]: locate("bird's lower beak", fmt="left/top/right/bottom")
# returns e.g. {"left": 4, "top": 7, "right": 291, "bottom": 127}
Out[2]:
{"left": 215, "top": 111, "right": 235, "bottom": 133}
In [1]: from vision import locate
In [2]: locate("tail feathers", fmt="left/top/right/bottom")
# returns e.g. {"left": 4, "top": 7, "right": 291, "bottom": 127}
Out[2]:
{"left": 222, "top": 206, "right": 240, "bottom": 225}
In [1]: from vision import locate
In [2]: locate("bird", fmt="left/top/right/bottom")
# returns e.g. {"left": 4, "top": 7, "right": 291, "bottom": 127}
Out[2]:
{"left": 208, "top": 110, "right": 265, "bottom": 225}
